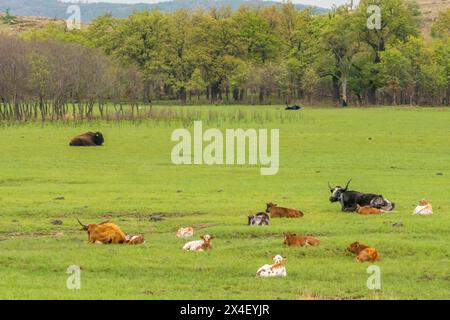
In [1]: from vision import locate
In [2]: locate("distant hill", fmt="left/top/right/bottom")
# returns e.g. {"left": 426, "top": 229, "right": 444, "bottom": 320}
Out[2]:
{"left": 411, "top": 0, "right": 450, "bottom": 37}
{"left": 0, "top": 12, "right": 63, "bottom": 35}
{"left": 0, "top": 0, "right": 329, "bottom": 22}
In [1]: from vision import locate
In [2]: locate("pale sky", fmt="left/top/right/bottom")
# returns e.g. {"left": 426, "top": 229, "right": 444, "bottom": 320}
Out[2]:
{"left": 60, "top": 1, "right": 360, "bottom": 9}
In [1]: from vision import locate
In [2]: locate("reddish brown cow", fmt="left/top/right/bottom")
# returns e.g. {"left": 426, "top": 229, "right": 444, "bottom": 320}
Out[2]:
{"left": 266, "top": 202, "right": 304, "bottom": 218}
{"left": 347, "top": 241, "right": 380, "bottom": 262}
{"left": 77, "top": 219, "right": 126, "bottom": 244}
{"left": 356, "top": 205, "right": 384, "bottom": 215}
{"left": 283, "top": 232, "right": 320, "bottom": 247}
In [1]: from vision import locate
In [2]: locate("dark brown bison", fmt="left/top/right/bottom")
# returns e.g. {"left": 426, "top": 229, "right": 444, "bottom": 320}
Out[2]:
{"left": 69, "top": 132, "right": 104, "bottom": 146}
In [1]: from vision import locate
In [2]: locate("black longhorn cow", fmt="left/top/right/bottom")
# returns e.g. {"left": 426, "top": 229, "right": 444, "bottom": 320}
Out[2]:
{"left": 328, "top": 179, "right": 395, "bottom": 212}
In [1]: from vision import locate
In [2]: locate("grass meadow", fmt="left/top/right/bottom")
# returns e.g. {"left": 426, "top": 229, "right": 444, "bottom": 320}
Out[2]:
{"left": 0, "top": 105, "right": 449, "bottom": 299}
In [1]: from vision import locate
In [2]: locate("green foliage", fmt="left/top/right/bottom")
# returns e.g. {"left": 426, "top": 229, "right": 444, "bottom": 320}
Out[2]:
{"left": 7, "top": 0, "right": 450, "bottom": 105}
{"left": 380, "top": 48, "right": 411, "bottom": 98}
{"left": 431, "top": 9, "right": 450, "bottom": 40}
{"left": 21, "top": 22, "right": 90, "bottom": 46}
{"left": 0, "top": 8, "right": 17, "bottom": 25}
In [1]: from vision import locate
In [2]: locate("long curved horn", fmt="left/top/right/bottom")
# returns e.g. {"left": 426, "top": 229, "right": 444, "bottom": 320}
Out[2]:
{"left": 77, "top": 218, "right": 88, "bottom": 230}
{"left": 344, "top": 178, "right": 352, "bottom": 191}
{"left": 328, "top": 182, "right": 332, "bottom": 190}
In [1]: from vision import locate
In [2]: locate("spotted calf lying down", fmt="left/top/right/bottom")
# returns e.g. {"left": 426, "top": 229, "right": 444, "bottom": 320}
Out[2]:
{"left": 176, "top": 226, "right": 194, "bottom": 238}
{"left": 248, "top": 212, "right": 270, "bottom": 226}
{"left": 256, "top": 255, "right": 287, "bottom": 277}
{"left": 413, "top": 199, "right": 433, "bottom": 215}
{"left": 124, "top": 234, "right": 145, "bottom": 244}
{"left": 347, "top": 241, "right": 380, "bottom": 262}
{"left": 182, "top": 234, "right": 214, "bottom": 252}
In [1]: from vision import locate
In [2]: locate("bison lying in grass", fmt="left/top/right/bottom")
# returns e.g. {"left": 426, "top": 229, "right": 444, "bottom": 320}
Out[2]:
{"left": 70, "top": 132, "right": 104, "bottom": 146}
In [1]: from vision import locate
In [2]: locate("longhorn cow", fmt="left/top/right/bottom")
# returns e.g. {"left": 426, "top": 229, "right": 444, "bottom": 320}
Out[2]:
{"left": 77, "top": 218, "right": 126, "bottom": 244}
{"left": 328, "top": 179, "right": 395, "bottom": 212}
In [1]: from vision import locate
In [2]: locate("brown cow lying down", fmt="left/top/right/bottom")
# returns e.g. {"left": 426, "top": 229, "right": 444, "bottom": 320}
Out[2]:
{"left": 347, "top": 241, "right": 380, "bottom": 262}
{"left": 266, "top": 202, "right": 304, "bottom": 218}
{"left": 70, "top": 132, "right": 104, "bottom": 146}
{"left": 283, "top": 232, "right": 320, "bottom": 247}
{"left": 77, "top": 219, "right": 125, "bottom": 244}
{"left": 356, "top": 205, "right": 384, "bottom": 215}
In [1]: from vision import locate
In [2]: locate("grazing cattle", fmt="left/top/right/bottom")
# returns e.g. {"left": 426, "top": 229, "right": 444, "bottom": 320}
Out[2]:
{"left": 77, "top": 219, "right": 126, "bottom": 244}
{"left": 413, "top": 199, "right": 433, "bottom": 215}
{"left": 176, "top": 226, "right": 194, "bottom": 238}
{"left": 248, "top": 212, "right": 270, "bottom": 226}
{"left": 124, "top": 234, "right": 145, "bottom": 245}
{"left": 356, "top": 205, "right": 384, "bottom": 215}
{"left": 328, "top": 179, "right": 395, "bottom": 212}
{"left": 182, "top": 234, "right": 214, "bottom": 252}
{"left": 266, "top": 202, "right": 304, "bottom": 218}
{"left": 256, "top": 255, "right": 287, "bottom": 277}
{"left": 347, "top": 241, "right": 380, "bottom": 262}
{"left": 283, "top": 232, "right": 320, "bottom": 247}
{"left": 69, "top": 132, "right": 104, "bottom": 146}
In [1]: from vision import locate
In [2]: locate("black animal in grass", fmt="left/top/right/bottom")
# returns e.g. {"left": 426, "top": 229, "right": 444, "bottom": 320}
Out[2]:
{"left": 285, "top": 104, "right": 302, "bottom": 110}
{"left": 248, "top": 212, "right": 270, "bottom": 226}
{"left": 69, "top": 132, "right": 104, "bottom": 146}
{"left": 328, "top": 179, "right": 395, "bottom": 212}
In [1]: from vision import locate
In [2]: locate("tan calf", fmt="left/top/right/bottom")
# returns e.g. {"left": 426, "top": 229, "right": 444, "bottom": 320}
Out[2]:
{"left": 356, "top": 205, "right": 384, "bottom": 215}
{"left": 283, "top": 232, "right": 320, "bottom": 247}
{"left": 347, "top": 241, "right": 380, "bottom": 262}
{"left": 266, "top": 202, "right": 304, "bottom": 218}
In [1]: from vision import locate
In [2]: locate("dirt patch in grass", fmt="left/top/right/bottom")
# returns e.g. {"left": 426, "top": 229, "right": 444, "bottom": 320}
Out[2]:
{"left": 296, "top": 293, "right": 367, "bottom": 300}
{"left": 0, "top": 231, "right": 65, "bottom": 241}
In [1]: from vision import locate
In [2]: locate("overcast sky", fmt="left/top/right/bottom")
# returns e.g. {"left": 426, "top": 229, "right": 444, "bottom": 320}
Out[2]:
{"left": 60, "top": 1, "right": 360, "bottom": 9}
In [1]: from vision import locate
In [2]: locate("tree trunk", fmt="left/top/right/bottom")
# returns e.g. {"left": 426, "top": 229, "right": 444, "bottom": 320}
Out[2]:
{"left": 341, "top": 77, "right": 348, "bottom": 107}
{"left": 232, "top": 87, "right": 239, "bottom": 101}
{"left": 143, "top": 80, "right": 151, "bottom": 104}
{"left": 179, "top": 87, "right": 187, "bottom": 104}
{"left": 259, "top": 87, "right": 264, "bottom": 104}
{"left": 392, "top": 88, "right": 397, "bottom": 105}
{"left": 368, "top": 85, "right": 377, "bottom": 105}
{"left": 332, "top": 75, "right": 340, "bottom": 104}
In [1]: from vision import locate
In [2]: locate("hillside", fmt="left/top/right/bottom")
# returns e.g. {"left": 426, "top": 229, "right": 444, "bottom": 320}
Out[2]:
{"left": 413, "top": 0, "right": 450, "bottom": 36}
{"left": 0, "top": 0, "right": 329, "bottom": 22}
{"left": 0, "top": 12, "right": 63, "bottom": 35}
{"left": 415, "top": 0, "right": 449, "bottom": 17}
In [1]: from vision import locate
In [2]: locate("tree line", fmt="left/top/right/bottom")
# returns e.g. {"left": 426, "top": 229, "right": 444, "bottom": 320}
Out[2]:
{"left": 2, "top": 0, "right": 450, "bottom": 110}
{"left": 0, "top": 37, "right": 142, "bottom": 121}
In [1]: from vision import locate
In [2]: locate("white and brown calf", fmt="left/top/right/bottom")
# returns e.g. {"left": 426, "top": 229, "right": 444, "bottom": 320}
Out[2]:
{"left": 176, "top": 226, "right": 194, "bottom": 238}
{"left": 256, "top": 255, "right": 287, "bottom": 277}
{"left": 413, "top": 199, "right": 433, "bottom": 215}
{"left": 124, "top": 234, "right": 145, "bottom": 244}
{"left": 182, "top": 234, "right": 214, "bottom": 252}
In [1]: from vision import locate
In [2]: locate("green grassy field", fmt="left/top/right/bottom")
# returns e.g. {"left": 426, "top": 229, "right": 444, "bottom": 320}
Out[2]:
{"left": 0, "top": 106, "right": 449, "bottom": 300}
